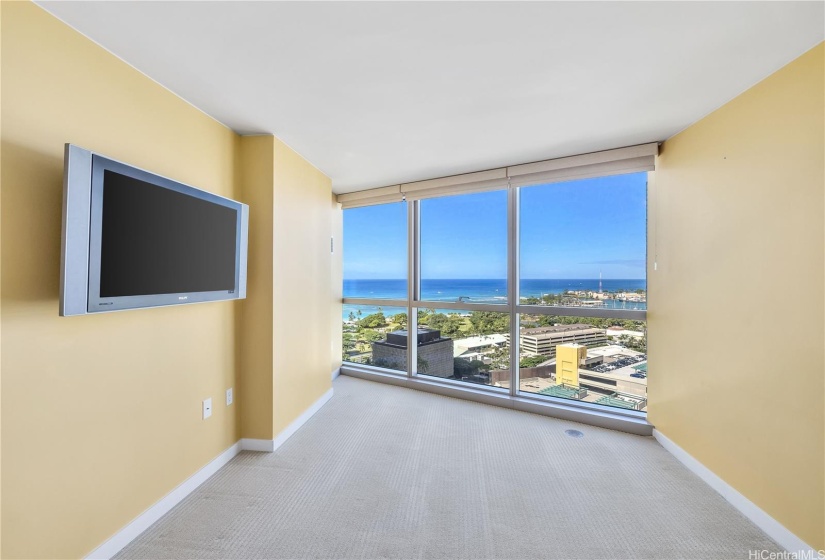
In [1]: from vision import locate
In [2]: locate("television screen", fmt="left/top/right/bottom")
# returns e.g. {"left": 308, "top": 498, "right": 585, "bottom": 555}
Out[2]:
{"left": 99, "top": 170, "right": 237, "bottom": 297}
{"left": 59, "top": 144, "right": 248, "bottom": 316}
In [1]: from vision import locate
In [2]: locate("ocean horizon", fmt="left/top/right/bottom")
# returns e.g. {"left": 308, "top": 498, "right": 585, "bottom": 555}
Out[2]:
{"left": 342, "top": 278, "right": 646, "bottom": 320}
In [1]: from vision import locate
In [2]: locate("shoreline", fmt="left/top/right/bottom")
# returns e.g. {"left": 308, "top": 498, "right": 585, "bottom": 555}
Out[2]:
{"left": 342, "top": 295, "right": 647, "bottom": 322}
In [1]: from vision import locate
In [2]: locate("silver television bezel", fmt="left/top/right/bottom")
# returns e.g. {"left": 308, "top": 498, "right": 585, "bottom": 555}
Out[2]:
{"left": 59, "top": 144, "right": 248, "bottom": 316}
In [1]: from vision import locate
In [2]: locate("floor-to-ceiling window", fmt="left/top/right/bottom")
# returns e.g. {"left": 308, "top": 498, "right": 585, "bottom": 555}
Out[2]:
{"left": 416, "top": 190, "right": 510, "bottom": 387}
{"left": 516, "top": 172, "right": 647, "bottom": 411}
{"left": 341, "top": 146, "right": 651, "bottom": 416}
{"left": 342, "top": 201, "right": 408, "bottom": 371}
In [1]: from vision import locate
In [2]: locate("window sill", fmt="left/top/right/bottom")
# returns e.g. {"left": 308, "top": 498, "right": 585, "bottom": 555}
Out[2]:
{"left": 340, "top": 364, "right": 653, "bottom": 436}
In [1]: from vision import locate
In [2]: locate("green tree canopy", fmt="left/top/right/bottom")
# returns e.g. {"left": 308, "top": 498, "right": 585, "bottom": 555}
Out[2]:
{"left": 454, "top": 358, "right": 490, "bottom": 377}
{"left": 391, "top": 313, "right": 408, "bottom": 329}
{"left": 358, "top": 312, "right": 387, "bottom": 329}
{"left": 360, "top": 329, "right": 383, "bottom": 343}
{"left": 519, "top": 355, "right": 547, "bottom": 368}
{"left": 426, "top": 313, "right": 464, "bottom": 337}
{"left": 468, "top": 311, "right": 509, "bottom": 335}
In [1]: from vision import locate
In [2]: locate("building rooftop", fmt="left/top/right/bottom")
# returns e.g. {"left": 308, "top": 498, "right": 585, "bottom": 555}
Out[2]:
{"left": 516, "top": 377, "right": 647, "bottom": 412}
{"left": 377, "top": 328, "right": 448, "bottom": 349}
{"left": 594, "top": 396, "right": 640, "bottom": 410}
{"left": 585, "top": 345, "right": 644, "bottom": 359}
{"left": 538, "top": 384, "right": 586, "bottom": 400}
{"left": 606, "top": 327, "right": 645, "bottom": 338}
{"left": 452, "top": 334, "right": 507, "bottom": 351}
{"left": 521, "top": 324, "right": 597, "bottom": 335}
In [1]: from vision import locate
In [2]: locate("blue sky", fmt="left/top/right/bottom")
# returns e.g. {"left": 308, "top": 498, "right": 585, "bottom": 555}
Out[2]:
{"left": 343, "top": 172, "right": 646, "bottom": 280}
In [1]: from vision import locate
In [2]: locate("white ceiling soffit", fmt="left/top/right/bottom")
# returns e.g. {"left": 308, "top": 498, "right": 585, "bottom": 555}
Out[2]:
{"left": 37, "top": 1, "right": 824, "bottom": 194}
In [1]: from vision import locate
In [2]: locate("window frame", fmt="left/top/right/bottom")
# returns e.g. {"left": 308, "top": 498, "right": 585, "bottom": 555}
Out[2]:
{"left": 340, "top": 146, "right": 654, "bottom": 433}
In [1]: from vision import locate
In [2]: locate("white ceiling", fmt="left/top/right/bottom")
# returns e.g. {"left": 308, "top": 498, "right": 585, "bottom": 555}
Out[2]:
{"left": 38, "top": 1, "right": 824, "bottom": 194}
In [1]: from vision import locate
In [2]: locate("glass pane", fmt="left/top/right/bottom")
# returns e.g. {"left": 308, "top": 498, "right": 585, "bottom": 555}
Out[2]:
{"left": 415, "top": 307, "right": 510, "bottom": 388}
{"left": 420, "top": 190, "right": 508, "bottom": 304}
{"left": 342, "top": 304, "right": 409, "bottom": 372}
{"left": 518, "top": 314, "right": 647, "bottom": 411}
{"left": 519, "top": 173, "right": 646, "bottom": 310}
{"left": 343, "top": 202, "right": 407, "bottom": 299}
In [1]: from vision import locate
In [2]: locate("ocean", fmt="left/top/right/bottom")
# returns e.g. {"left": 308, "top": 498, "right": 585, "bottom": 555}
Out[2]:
{"left": 342, "top": 278, "right": 646, "bottom": 320}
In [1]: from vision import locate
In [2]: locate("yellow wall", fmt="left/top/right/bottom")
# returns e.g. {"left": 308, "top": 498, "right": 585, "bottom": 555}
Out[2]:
{"left": 237, "top": 136, "right": 275, "bottom": 439}
{"left": 236, "top": 135, "right": 336, "bottom": 440}
{"left": 239, "top": 136, "right": 341, "bottom": 439}
{"left": 1, "top": 3, "right": 239, "bottom": 558}
{"left": 648, "top": 43, "right": 824, "bottom": 550}
{"left": 1, "top": 3, "right": 337, "bottom": 558}
{"left": 271, "top": 138, "right": 334, "bottom": 434}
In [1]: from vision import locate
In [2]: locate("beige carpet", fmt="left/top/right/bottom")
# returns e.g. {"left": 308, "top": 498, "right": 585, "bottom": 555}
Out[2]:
{"left": 116, "top": 375, "right": 780, "bottom": 559}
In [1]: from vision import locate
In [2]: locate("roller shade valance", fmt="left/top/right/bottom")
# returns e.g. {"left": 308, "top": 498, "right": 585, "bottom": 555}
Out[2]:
{"left": 506, "top": 143, "right": 657, "bottom": 188}
{"left": 337, "top": 142, "right": 658, "bottom": 208}
{"left": 401, "top": 168, "right": 508, "bottom": 200}
{"left": 508, "top": 155, "right": 655, "bottom": 188}
{"left": 337, "top": 185, "right": 403, "bottom": 209}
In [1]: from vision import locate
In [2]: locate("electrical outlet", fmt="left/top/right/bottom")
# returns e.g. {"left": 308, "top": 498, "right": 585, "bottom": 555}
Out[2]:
{"left": 226, "top": 388, "right": 233, "bottom": 406}
{"left": 203, "top": 398, "right": 212, "bottom": 419}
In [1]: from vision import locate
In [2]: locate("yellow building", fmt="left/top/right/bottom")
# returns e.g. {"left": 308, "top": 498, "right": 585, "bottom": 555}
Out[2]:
{"left": 556, "top": 344, "right": 587, "bottom": 386}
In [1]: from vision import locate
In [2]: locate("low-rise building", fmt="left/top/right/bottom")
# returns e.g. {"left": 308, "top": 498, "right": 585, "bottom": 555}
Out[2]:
{"left": 516, "top": 324, "right": 607, "bottom": 356}
{"left": 518, "top": 343, "right": 647, "bottom": 409}
{"left": 452, "top": 334, "right": 507, "bottom": 362}
{"left": 606, "top": 326, "right": 645, "bottom": 339}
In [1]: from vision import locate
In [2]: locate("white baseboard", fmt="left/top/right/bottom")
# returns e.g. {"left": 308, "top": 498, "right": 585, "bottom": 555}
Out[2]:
{"left": 85, "top": 387, "right": 335, "bottom": 560}
{"left": 653, "top": 429, "right": 817, "bottom": 556}
{"left": 239, "top": 438, "right": 275, "bottom": 452}
{"left": 85, "top": 441, "right": 242, "bottom": 560}
{"left": 332, "top": 367, "right": 341, "bottom": 380}
{"left": 241, "top": 387, "right": 334, "bottom": 453}
{"left": 271, "top": 387, "right": 334, "bottom": 451}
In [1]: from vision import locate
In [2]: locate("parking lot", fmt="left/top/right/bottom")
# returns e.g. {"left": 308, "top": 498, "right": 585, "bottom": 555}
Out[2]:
{"left": 591, "top": 354, "right": 647, "bottom": 374}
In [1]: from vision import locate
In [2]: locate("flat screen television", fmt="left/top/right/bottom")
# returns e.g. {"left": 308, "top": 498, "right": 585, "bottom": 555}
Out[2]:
{"left": 59, "top": 144, "right": 248, "bottom": 316}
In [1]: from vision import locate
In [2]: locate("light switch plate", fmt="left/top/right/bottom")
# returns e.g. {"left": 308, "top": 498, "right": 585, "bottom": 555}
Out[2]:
{"left": 203, "top": 398, "right": 212, "bottom": 419}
